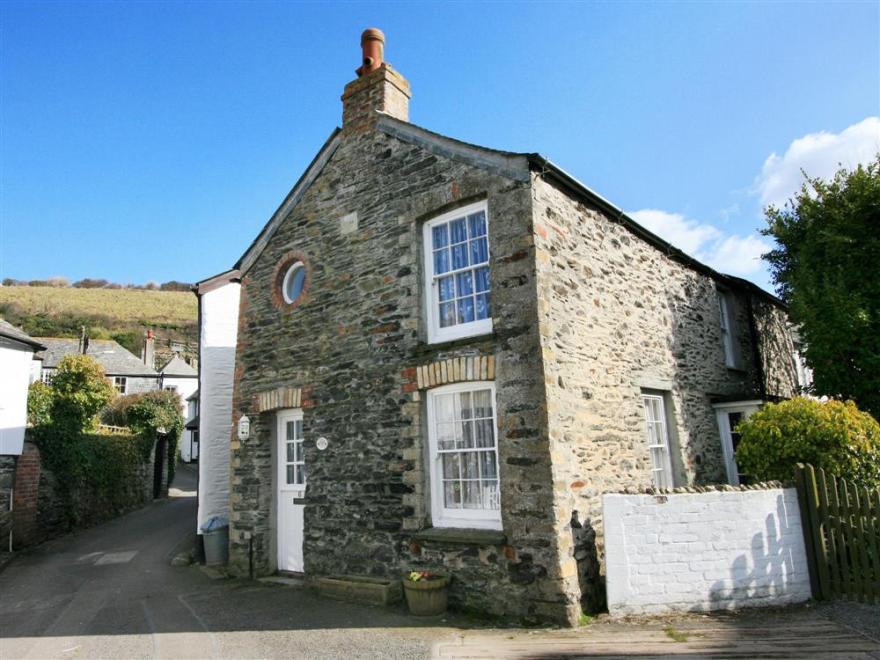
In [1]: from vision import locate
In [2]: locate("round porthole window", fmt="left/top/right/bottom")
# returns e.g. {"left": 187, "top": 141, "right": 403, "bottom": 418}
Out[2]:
{"left": 281, "top": 262, "right": 307, "bottom": 305}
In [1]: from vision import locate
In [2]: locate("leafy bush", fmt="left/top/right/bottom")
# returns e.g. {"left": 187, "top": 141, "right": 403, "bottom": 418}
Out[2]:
{"left": 49, "top": 355, "right": 115, "bottom": 433}
{"left": 27, "top": 381, "right": 54, "bottom": 426}
{"left": 736, "top": 397, "right": 880, "bottom": 489}
{"left": 101, "top": 390, "right": 183, "bottom": 483}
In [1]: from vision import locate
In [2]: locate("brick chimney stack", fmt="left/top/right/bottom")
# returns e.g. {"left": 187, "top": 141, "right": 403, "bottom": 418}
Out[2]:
{"left": 341, "top": 28, "right": 411, "bottom": 132}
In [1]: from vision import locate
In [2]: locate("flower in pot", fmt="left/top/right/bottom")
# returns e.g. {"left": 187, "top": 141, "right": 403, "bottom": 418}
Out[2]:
{"left": 402, "top": 570, "right": 449, "bottom": 616}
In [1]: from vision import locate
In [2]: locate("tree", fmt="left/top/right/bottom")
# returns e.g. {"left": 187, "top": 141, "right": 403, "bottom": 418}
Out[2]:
{"left": 49, "top": 354, "right": 116, "bottom": 433}
{"left": 27, "top": 381, "right": 54, "bottom": 426}
{"left": 736, "top": 397, "right": 880, "bottom": 490}
{"left": 762, "top": 157, "right": 880, "bottom": 418}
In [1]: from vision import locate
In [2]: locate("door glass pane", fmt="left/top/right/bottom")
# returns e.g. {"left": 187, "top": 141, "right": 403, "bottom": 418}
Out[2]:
{"left": 286, "top": 421, "right": 296, "bottom": 440}
{"left": 286, "top": 465, "right": 296, "bottom": 485}
{"left": 286, "top": 443, "right": 296, "bottom": 462}
{"left": 296, "top": 464, "right": 305, "bottom": 484}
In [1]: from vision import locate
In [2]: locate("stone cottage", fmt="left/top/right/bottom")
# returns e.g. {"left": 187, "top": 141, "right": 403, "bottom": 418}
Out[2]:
{"left": 205, "top": 29, "right": 802, "bottom": 625}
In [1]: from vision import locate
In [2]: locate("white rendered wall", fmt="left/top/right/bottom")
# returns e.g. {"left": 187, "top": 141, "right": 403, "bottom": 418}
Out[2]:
{"left": 604, "top": 488, "right": 811, "bottom": 615}
{"left": 0, "top": 339, "right": 36, "bottom": 455}
{"left": 197, "top": 280, "right": 240, "bottom": 532}
{"left": 163, "top": 376, "right": 198, "bottom": 413}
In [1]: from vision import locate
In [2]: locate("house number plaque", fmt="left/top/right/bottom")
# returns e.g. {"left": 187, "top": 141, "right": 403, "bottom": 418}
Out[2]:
{"left": 316, "top": 437, "right": 329, "bottom": 451}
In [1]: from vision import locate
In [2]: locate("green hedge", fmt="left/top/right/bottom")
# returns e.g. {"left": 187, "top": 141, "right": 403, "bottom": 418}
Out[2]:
{"left": 29, "top": 427, "right": 156, "bottom": 527}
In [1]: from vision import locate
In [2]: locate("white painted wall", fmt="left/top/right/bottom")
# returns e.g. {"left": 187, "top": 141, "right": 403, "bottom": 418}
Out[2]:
{"left": 0, "top": 338, "right": 36, "bottom": 455}
{"left": 604, "top": 488, "right": 811, "bottom": 615}
{"left": 163, "top": 376, "right": 198, "bottom": 413}
{"left": 197, "top": 280, "right": 240, "bottom": 533}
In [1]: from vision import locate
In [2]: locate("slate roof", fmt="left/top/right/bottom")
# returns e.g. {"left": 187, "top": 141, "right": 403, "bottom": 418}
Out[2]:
{"left": 159, "top": 355, "right": 197, "bottom": 377}
{"left": 36, "top": 338, "right": 159, "bottom": 377}
{"left": 0, "top": 319, "right": 45, "bottom": 351}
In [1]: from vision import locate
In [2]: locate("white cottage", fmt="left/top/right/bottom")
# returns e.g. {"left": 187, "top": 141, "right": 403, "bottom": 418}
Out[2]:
{"left": 193, "top": 270, "right": 240, "bottom": 533}
{"left": 0, "top": 320, "right": 45, "bottom": 455}
{"left": 159, "top": 355, "right": 198, "bottom": 412}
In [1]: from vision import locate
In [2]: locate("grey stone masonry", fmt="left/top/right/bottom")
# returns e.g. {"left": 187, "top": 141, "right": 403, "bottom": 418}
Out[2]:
{"left": 229, "top": 118, "right": 576, "bottom": 624}
{"left": 225, "top": 56, "right": 799, "bottom": 626}
{"left": 530, "top": 172, "right": 799, "bottom": 610}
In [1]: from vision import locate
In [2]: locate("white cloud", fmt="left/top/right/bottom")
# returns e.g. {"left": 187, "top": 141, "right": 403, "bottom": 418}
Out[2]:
{"left": 756, "top": 116, "right": 880, "bottom": 208}
{"left": 628, "top": 209, "right": 770, "bottom": 277}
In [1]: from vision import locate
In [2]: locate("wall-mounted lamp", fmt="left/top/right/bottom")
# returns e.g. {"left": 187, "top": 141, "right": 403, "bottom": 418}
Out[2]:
{"left": 237, "top": 415, "right": 250, "bottom": 441}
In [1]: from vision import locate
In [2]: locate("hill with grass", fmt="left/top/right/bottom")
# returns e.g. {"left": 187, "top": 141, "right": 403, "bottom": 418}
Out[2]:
{"left": 0, "top": 285, "right": 198, "bottom": 360}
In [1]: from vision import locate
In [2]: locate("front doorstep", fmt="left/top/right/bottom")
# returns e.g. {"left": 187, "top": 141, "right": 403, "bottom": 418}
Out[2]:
{"left": 314, "top": 575, "right": 403, "bottom": 606}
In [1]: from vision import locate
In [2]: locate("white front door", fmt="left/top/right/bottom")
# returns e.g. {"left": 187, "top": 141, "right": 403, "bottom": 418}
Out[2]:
{"left": 277, "top": 409, "right": 305, "bottom": 573}
{"left": 714, "top": 401, "right": 762, "bottom": 485}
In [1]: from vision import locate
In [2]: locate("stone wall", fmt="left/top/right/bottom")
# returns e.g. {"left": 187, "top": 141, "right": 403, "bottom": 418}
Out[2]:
{"left": 10, "top": 438, "right": 157, "bottom": 549}
{"left": 529, "top": 173, "right": 799, "bottom": 609}
{"left": 603, "top": 486, "right": 811, "bottom": 615}
{"left": 229, "top": 120, "right": 581, "bottom": 623}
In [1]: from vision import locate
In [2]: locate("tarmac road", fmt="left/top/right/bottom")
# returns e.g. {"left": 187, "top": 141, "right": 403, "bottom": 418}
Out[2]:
{"left": 0, "top": 464, "right": 452, "bottom": 659}
{"left": 2, "top": 465, "right": 878, "bottom": 659}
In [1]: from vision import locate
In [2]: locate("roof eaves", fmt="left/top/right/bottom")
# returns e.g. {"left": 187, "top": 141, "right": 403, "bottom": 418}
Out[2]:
{"left": 526, "top": 155, "right": 786, "bottom": 309}
{"left": 234, "top": 127, "right": 343, "bottom": 275}
{"left": 193, "top": 268, "right": 241, "bottom": 296}
{"left": 0, "top": 327, "right": 46, "bottom": 351}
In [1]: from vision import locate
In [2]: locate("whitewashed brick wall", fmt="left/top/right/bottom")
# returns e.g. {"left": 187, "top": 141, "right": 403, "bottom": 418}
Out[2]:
{"left": 604, "top": 488, "right": 812, "bottom": 615}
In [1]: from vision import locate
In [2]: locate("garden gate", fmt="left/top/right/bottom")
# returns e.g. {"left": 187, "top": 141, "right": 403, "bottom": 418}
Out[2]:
{"left": 795, "top": 463, "right": 880, "bottom": 604}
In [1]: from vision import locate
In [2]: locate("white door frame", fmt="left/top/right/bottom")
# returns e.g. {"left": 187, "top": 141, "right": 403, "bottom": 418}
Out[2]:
{"left": 713, "top": 400, "right": 762, "bottom": 485}
{"left": 276, "top": 408, "right": 305, "bottom": 573}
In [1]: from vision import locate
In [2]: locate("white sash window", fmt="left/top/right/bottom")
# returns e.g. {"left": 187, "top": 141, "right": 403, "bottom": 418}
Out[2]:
{"left": 422, "top": 202, "right": 493, "bottom": 343}
{"left": 426, "top": 382, "right": 501, "bottom": 529}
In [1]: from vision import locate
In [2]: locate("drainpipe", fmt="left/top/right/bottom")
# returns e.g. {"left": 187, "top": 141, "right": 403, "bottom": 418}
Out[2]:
{"left": 746, "top": 294, "right": 767, "bottom": 401}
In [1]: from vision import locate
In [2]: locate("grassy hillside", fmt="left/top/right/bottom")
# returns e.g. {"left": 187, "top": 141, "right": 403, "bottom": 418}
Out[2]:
{"left": 0, "top": 286, "right": 197, "bottom": 357}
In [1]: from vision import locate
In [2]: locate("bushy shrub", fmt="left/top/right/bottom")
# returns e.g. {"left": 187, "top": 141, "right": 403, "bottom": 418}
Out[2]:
{"left": 101, "top": 390, "right": 183, "bottom": 483}
{"left": 736, "top": 397, "right": 880, "bottom": 489}
{"left": 49, "top": 354, "right": 115, "bottom": 433}
{"left": 27, "top": 381, "right": 54, "bottom": 426}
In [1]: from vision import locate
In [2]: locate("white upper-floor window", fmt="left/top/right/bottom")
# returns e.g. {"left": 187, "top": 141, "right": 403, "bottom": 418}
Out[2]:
{"left": 426, "top": 381, "right": 501, "bottom": 530}
{"left": 422, "top": 202, "right": 492, "bottom": 344}
{"left": 40, "top": 369, "right": 54, "bottom": 385}
{"left": 718, "top": 292, "right": 737, "bottom": 368}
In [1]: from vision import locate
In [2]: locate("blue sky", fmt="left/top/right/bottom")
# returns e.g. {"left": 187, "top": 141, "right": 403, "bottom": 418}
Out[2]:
{"left": 1, "top": 2, "right": 877, "bottom": 290}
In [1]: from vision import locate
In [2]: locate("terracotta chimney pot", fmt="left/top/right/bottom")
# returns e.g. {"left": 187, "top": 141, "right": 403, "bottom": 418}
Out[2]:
{"left": 357, "top": 28, "right": 385, "bottom": 77}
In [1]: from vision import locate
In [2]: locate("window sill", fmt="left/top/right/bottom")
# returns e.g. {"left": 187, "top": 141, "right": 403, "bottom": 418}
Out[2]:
{"left": 412, "top": 527, "right": 507, "bottom": 546}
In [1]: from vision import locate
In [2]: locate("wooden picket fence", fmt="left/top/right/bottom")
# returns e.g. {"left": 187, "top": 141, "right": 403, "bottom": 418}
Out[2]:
{"left": 795, "top": 463, "right": 880, "bottom": 604}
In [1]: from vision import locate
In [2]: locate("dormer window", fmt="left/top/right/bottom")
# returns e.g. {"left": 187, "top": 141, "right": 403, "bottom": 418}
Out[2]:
{"left": 423, "top": 201, "right": 492, "bottom": 343}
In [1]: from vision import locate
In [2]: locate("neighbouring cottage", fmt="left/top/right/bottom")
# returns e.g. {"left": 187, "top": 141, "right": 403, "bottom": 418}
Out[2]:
{"left": 159, "top": 355, "right": 199, "bottom": 412}
{"left": 35, "top": 337, "right": 160, "bottom": 394}
{"left": 197, "top": 30, "right": 804, "bottom": 624}
{"left": 181, "top": 389, "right": 200, "bottom": 463}
{"left": 0, "top": 320, "right": 46, "bottom": 549}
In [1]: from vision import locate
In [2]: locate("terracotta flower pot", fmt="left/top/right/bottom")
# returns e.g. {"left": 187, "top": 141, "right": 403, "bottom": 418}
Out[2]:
{"left": 402, "top": 574, "right": 449, "bottom": 616}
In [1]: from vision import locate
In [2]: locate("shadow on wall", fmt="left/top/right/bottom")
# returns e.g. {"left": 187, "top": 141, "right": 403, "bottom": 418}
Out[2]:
{"left": 571, "top": 510, "right": 605, "bottom": 613}
{"left": 707, "top": 494, "right": 801, "bottom": 608}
